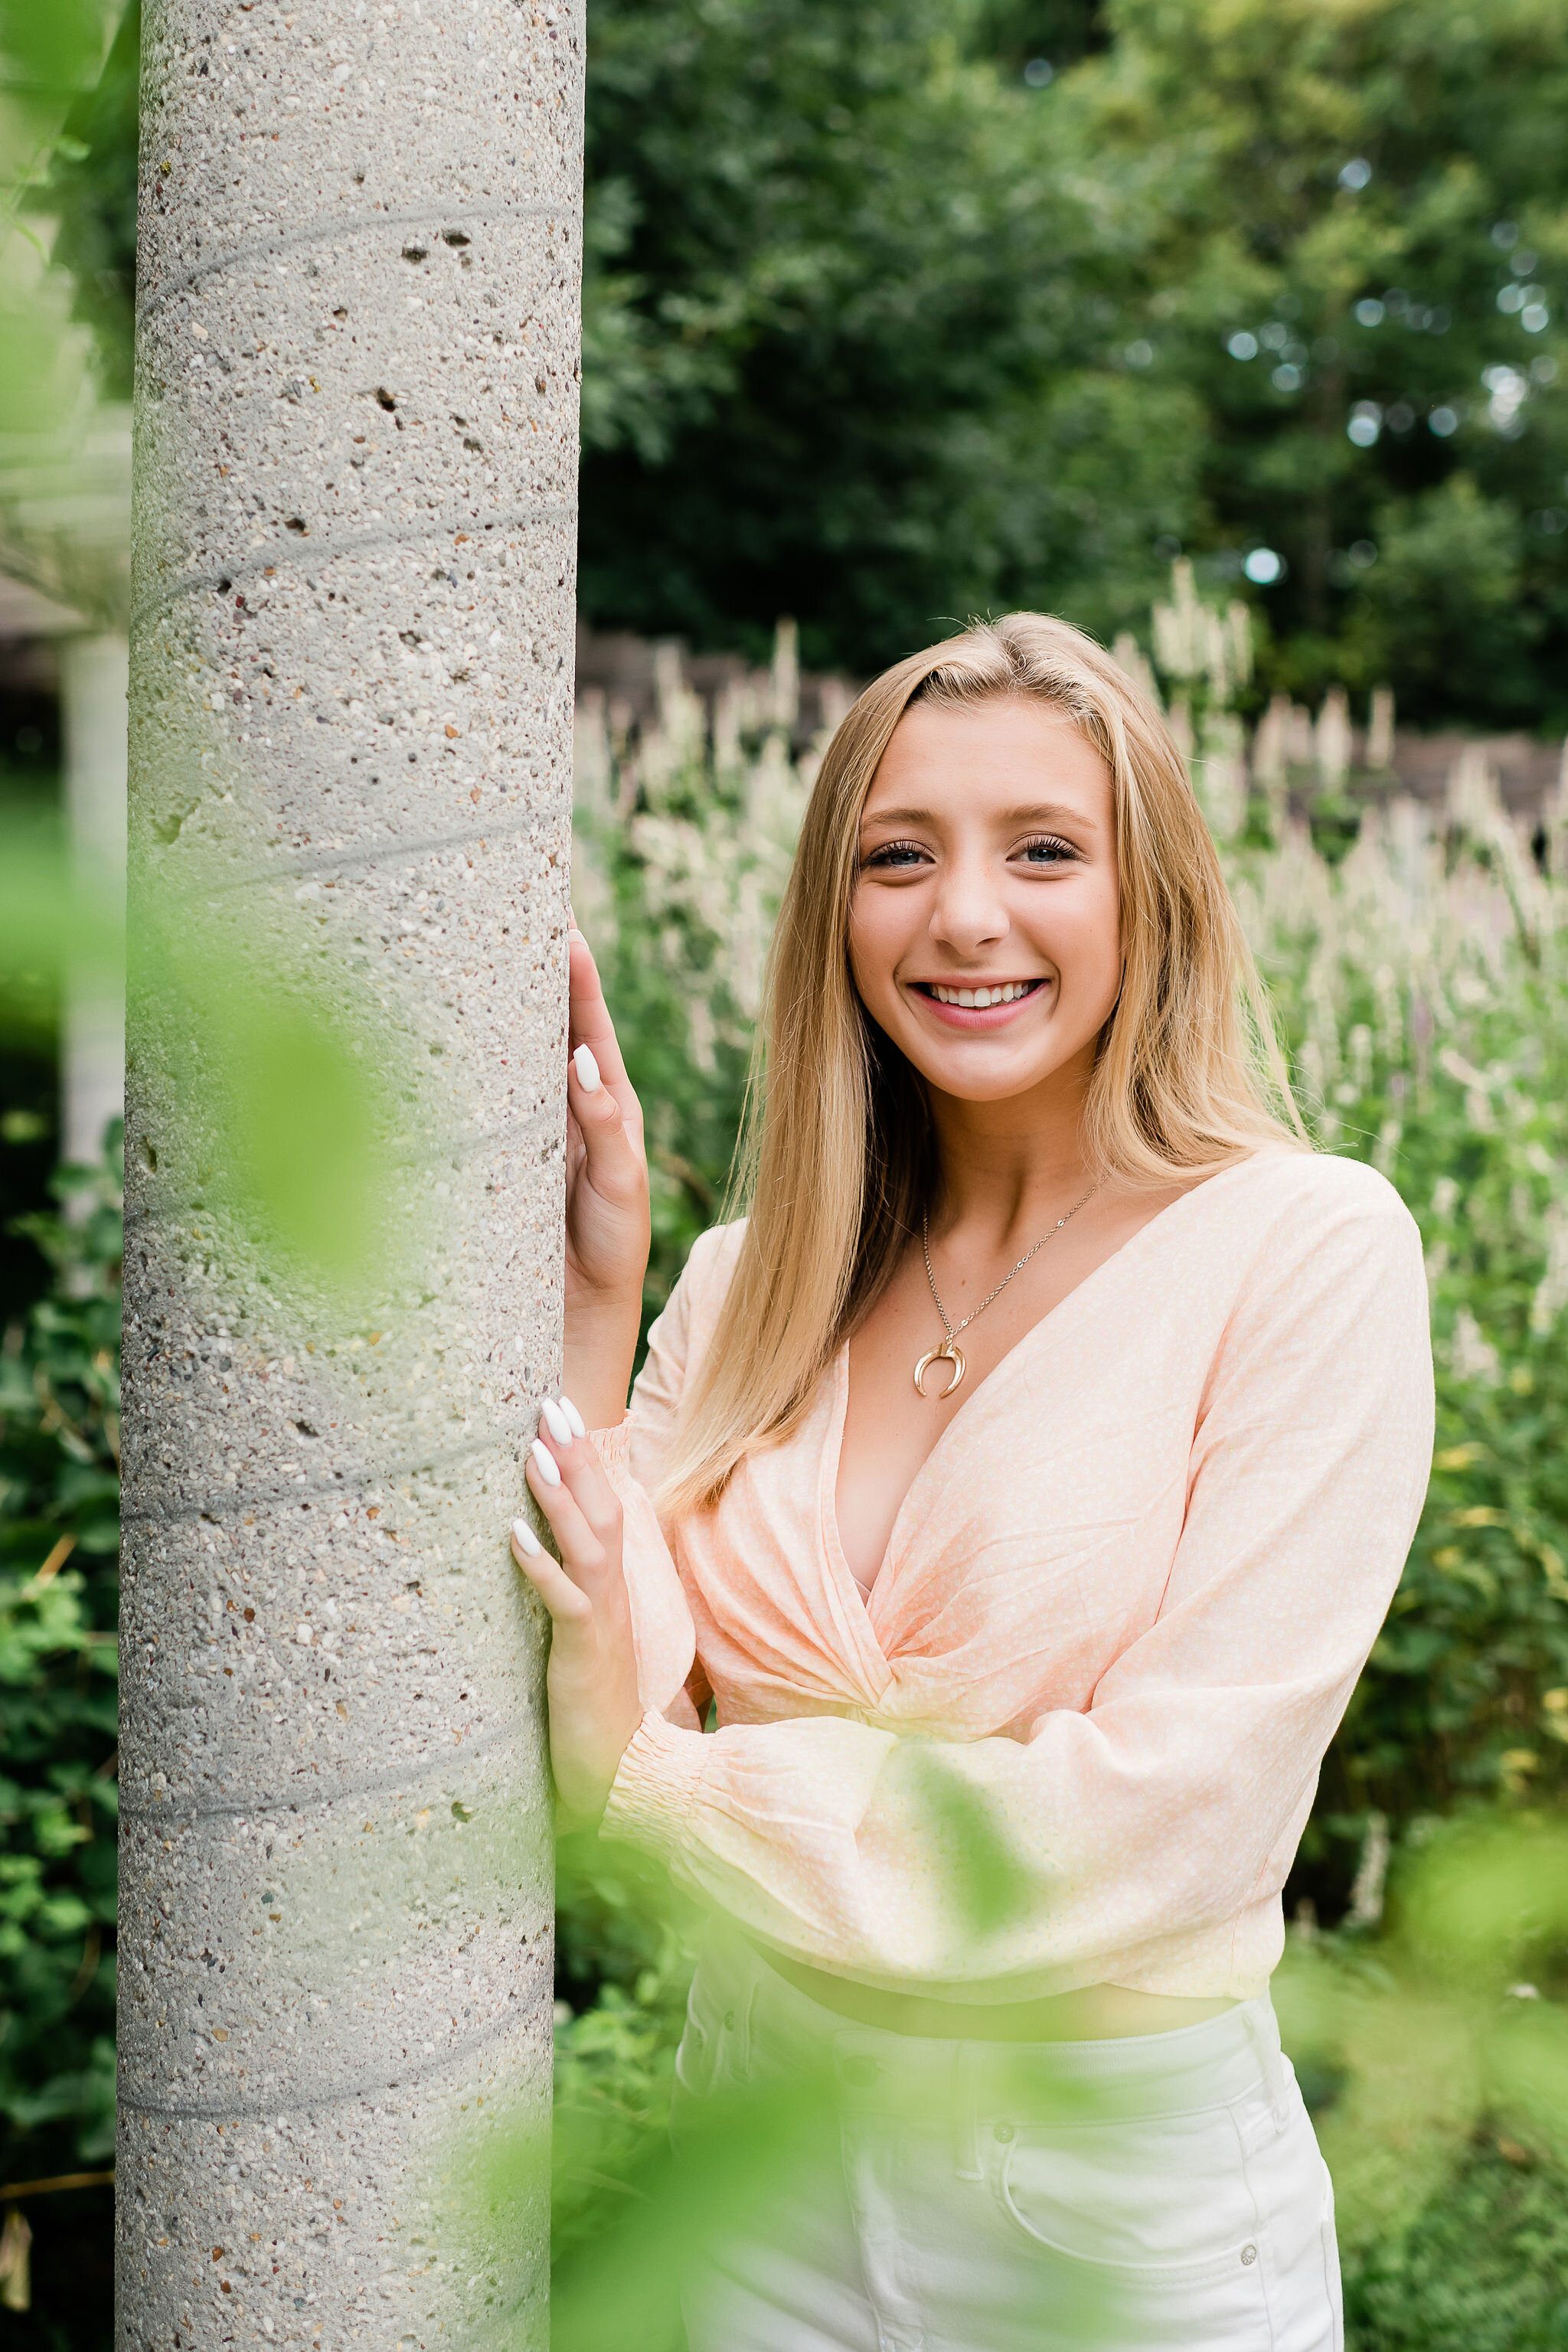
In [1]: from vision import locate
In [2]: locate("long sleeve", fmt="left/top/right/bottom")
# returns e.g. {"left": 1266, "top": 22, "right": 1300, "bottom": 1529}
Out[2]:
{"left": 590, "top": 1225, "right": 743, "bottom": 1719}
{"left": 601, "top": 1178, "right": 1435, "bottom": 1996}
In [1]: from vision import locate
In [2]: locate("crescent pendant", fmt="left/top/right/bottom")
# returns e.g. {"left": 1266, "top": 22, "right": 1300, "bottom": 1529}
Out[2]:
{"left": 913, "top": 1341, "right": 965, "bottom": 1400}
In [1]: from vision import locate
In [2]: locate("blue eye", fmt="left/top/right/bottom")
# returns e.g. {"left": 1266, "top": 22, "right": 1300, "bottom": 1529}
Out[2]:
{"left": 1019, "top": 835, "right": 1074, "bottom": 864}
{"left": 864, "top": 839, "right": 928, "bottom": 868}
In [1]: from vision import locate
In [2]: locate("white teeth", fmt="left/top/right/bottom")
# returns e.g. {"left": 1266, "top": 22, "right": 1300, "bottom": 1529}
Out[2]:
{"left": 928, "top": 981, "right": 1034, "bottom": 1008}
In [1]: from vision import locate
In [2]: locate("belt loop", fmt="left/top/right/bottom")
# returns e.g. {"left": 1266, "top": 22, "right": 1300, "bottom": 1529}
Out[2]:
{"left": 952, "top": 2043, "right": 983, "bottom": 2182}
{"left": 1243, "top": 2004, "right": 1290, "bottom": 2132}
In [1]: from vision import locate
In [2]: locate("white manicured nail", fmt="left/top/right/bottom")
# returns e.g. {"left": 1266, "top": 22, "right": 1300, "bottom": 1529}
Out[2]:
{"left": 539, "top": 1395, "right": 572, "bottom": 1444}
{"left": 530, "top": 1438, "right": 561, "bottom": 1487}
{"left": 511, "top": 1517, "right": 542, "bottom": 1558}
{"left": 559, "top": 1393, "right": 587, "bottom": 1439}
{"left": 573, "top": 1042, "right": 601, "bottom": 1093}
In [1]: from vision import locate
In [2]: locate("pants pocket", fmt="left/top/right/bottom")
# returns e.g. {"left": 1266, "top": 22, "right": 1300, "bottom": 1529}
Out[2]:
{"left": 992, "top": 2107, "right": 1275, "bottom": 2347}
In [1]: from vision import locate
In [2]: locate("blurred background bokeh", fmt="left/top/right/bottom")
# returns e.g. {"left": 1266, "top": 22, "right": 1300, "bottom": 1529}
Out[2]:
{"left": 2, "top": 2, "right": 1567, "bottom": 2344}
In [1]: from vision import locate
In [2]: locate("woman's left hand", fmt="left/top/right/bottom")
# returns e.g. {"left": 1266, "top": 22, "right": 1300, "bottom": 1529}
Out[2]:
{"left": 511, "top": 1400, "right": 643, "bottom": 1820}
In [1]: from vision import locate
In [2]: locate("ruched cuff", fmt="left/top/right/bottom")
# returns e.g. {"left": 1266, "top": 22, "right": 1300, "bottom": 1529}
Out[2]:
{"left": 603, "top": 1707, "right": 710, "bottom": 1864}
{"left": 590, "top": 1416, "right": 633, "bottom": 1477}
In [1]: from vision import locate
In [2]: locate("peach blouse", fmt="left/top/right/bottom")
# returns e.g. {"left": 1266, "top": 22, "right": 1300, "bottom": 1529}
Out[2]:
{"left": 596, "top": 1148, "right": 1434, "bottom": 2003}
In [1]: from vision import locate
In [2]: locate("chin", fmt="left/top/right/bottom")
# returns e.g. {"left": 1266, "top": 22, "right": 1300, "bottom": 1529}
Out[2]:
{"left": 932, "top": 1063, "right": 1056, "bottom": 1104}
{"left": 900, "top": 1041, "right": 1059, "bottom": 1102}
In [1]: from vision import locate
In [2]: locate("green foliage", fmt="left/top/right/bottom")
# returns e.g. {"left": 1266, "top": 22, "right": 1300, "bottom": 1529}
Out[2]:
{"left": 28, "top": 1, "right": 1568, "bottom": 720}
{"left": 972, "top": 0, "right": 1108, "bottom": 80}
{"left": 1241, "top": 796, "right": 1568, "bottom": 1886}
{"left": 0, "top": 797, "right": 120, "bottom": 1054}
{"left": 1344, "top": 2141, "right": 1568, "bottom": 2351}
{"left": 550, "top": 1804, "right": 1568, "bottom": 2344}
{"left": 0, "top": 0, "right": 125, "bottom": 439}
{"left": 132, "top": 905, "right": 406, "bottom": 1298}
{"left": 1396, "top": 1816, "right": 1568, "bottom": 2002}
{"left": 576, "top": 0, "right": 1568, "bottom": 717}
{"left": 0, "top": 0, "right": 122, "bottom": 209}
{"left": 0, "top": 1127, "right": 121, "bottom": 2187}
{"left": 2, "top": 798, "right": 409, "bottom": 1302}
{"left": 550, "top": 2062, "right": 848, "bottom": 2352}
{"left": 36, "top": 1, "right": 139, "bottom": 403}
{"left": 571, "top": 662, "right": 808, "bottom": 1328}
{"left": 580, "top": 801, "right": 755, "bottom": 1331}
{"left": 1364, "top": 475, "right": 1530, "bottom": 710}
{"left": 552, "top": 1838, "right": 697, "bottom": 2276}
{"left": 577, "top": 0, "right": 1202, "bottom": 669}
{"left": 1076, "top": 0, "right": 1568, "bottom": 724}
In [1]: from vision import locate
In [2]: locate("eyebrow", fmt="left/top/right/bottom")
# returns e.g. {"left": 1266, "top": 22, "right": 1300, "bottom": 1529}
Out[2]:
{"left": 860, "top": 801, "right": 1099, "bottom": 832}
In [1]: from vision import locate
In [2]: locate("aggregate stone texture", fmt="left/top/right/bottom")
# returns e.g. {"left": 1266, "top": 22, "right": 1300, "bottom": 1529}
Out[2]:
{"left": 119, "top": 5, "right": 585, "bottom": 2345}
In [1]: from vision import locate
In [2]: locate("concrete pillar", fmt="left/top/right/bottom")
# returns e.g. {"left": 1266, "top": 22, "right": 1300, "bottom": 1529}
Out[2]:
{"left": 118, "top": 3, "right": 584, "bottom": 2346}
{"left": 60, "top": 629, "right": 129, "bottom": 1168}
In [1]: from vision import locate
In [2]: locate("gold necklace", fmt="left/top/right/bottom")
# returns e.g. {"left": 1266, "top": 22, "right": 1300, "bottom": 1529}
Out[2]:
{"left": 914, "top": 1183, "right": 1101, "bottom": 1400}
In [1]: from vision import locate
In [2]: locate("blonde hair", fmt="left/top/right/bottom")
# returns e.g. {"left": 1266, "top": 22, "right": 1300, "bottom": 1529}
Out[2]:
{"left": 659, "top": 611, "right": 1304, "bottom": 1512}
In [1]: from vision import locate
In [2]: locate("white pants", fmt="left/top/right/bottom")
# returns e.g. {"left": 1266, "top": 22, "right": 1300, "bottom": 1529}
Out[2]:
{"left": 671, "top": 1922, "right": 1342, "bottom": 2352}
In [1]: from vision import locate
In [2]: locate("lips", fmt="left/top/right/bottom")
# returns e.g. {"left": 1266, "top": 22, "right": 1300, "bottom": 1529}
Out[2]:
{"left": 908, "top": 977, "right": 1050, "bottom": 1028}
{"left": 923, "top": 980, "right": 1036, "bottom": 1009}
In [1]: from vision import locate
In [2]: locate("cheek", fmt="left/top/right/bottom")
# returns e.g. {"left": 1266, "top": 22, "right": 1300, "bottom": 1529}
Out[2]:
{"left": 1029, "top": 878, "right": 1120, "bottom": 994}
{"left": 848, "top": 889, "right": 906, "bottom": 1004}
{"left": 1087, "top": 887, "right": 1124, "bottom": 985}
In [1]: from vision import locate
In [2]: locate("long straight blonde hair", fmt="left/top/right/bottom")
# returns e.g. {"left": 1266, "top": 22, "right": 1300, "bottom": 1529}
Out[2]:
{"left": 658, "top": 611, "right": 1304, "bottom": 1513}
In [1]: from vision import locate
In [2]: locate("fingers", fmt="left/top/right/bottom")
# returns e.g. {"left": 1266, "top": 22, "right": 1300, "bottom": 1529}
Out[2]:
{"left": 524, "top": 1445, "right": 604, "bottom": 1579}
{"left": 511, "top": 1390, "right": 641, "bottom": 1821}
{"left": 567, "top": 927, "right": 627, "bottom": 1079}
{"left": 511, "top": 1404, "right": 609, "bottom": 1622}
{"left": 523, "top": 1401, "right": 621, "bottom": 1588}
{"left": 566, "top": 1042, "right": 647, "bottom": 1206}
{"left": 536, "top": 1396, "right": 620, "bottom": 1524}
{"left": 567, "top": 930, "right": 642, "bottom": 1136}
{"left": 510, "top": 1517, "right": 592, "bottom": 1625}
{"left": 566, "top": 926, "right": 645, "bottom": 1174}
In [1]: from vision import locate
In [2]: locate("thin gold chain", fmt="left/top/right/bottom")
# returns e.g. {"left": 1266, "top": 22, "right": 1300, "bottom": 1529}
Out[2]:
{"left": 921, "top": 1181, "right": 1102, "bottom": 1344}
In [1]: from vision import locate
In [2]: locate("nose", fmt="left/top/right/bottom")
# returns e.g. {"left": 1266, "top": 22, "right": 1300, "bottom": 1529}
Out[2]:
{"left": 927, "top": 852, "right": 1009, "bottom": 959}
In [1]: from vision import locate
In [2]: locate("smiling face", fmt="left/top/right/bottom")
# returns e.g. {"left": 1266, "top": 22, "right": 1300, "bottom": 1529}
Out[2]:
{"left": 848, "top": 694, "right": 1123, "bottom": 1109}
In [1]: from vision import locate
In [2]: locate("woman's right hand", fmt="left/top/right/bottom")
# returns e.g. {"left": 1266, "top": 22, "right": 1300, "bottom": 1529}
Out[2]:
{"left": 561, "top": 925, "right": 650, "bottom": 1429}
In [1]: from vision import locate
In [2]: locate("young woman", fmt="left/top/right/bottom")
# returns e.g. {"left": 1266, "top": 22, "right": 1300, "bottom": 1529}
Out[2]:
{"left": 512, "top": 614, "right": 1433, "bottom": 2350}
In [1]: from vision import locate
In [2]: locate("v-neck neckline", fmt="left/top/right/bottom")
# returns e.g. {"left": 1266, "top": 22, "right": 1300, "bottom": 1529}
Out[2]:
{"left": 822, "top": 1149, "right": 1286, "bottom": 1628}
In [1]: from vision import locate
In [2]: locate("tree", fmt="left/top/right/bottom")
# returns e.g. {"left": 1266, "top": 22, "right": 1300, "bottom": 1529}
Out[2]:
{"left": 46, "top": 5, "right": 1176, "bottom": 682}
{"left": 576, "top": 0, "right": 1198, "bottom": 670}
{"left": 1068, "top": 0, "right": 1568, "bottom": 726}
{"left": 116, "top": 1, "right": 582, "bottom": 2341}
{"left": 47, "top": 1, "right": 1568, "bottom": 725}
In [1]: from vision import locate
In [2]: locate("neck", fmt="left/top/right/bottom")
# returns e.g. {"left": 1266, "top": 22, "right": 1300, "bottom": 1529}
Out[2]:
{"left": 926, "top": 1047, "right": 1096, "bottom": 1244}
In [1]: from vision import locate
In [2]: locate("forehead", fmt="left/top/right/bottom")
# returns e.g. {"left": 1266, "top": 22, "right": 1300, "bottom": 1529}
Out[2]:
{"left": 863, "top": 694, "right": 1111, "bottom": 823}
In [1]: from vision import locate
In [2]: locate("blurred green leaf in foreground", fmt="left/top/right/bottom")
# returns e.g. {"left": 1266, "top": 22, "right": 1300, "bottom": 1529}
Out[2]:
{"left": 127, "top": 893, "right": 407, "bottom": 1304}
{"left": 541, "top": 1795, "right": 1568, "bottom": 2352}
{"left": 1, "top": 802, "right": 410, "bottom": 1308}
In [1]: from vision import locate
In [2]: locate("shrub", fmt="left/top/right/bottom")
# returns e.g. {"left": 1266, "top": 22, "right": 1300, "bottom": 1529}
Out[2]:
{"left": 0, "top": 1127, "right": 121, "bottom": 2344}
